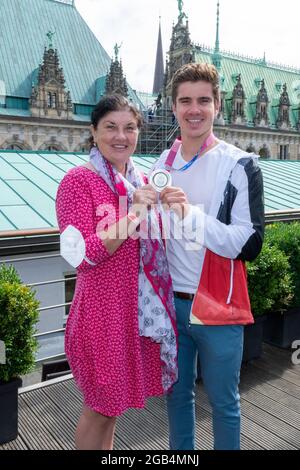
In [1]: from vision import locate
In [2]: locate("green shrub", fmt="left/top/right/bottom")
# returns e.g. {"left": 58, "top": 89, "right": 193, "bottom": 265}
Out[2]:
{"left": 265, "top": 222, "right": 300, "bottom": 308}
{"left": 0, "top": 264, "right": 21, "bottom": 284}
{"left": 247, "top": 242, "right": 294, "bottom": 317}
{"left": 0, "top": 264, "right": 39, "bottom": 383}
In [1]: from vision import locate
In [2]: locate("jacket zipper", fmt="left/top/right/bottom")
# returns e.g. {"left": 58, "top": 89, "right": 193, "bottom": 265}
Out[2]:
{"left": 226, "top": 259, "right": 234, "bottom": 305}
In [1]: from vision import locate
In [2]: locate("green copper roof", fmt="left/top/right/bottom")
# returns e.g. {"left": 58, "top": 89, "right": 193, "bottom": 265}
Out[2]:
{"left": 0, "top": 0, "right": 111, "bottom": 105}
{"left": 0, "top": 151, "right": 300, "bottom": 232}
{"left": 195, "top": 46, "right": 300, "bottom": 128}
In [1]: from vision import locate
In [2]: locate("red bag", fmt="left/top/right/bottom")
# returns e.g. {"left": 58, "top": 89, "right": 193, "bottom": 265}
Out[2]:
{"left": 191, "top": 249, "right": 254, "bottom": 325}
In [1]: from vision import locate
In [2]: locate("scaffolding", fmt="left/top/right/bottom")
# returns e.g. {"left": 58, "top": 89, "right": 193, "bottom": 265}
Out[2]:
{"left": 138, "top": 107, "right": 180, "bottom": 155}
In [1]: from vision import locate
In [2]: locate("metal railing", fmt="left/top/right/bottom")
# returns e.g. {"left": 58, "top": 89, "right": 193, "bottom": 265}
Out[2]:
{"left": 1, "top": 210, "right": 300, "bottom": 362}
{"left": 27, "top": 273, "right": 77, "bottom": 363}
{"left": 193, "top": 43, "right": 300, "bottom": 74}
{"left": 265, "top": 209, "right": 300, "bottom": 224}
{"left": 0, "top": 238, "right": 73, "bottom": 364}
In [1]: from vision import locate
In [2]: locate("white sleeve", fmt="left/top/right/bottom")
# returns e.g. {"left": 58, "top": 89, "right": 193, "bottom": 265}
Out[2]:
{"left": 173, "top": 167, "right": 256, "bottom": 259}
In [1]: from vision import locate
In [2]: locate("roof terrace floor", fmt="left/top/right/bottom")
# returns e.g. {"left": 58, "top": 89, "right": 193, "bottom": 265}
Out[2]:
{"left": 1, "top": 343, "right": 300, "bottom": 450}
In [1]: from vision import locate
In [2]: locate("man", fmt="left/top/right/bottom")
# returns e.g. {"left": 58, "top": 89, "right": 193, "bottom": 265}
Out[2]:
{"left": 151, "top": 63, "right": 264, "bottom": 450}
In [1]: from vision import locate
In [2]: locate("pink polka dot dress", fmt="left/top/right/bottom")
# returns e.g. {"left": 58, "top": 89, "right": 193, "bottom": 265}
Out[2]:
{"left": 56, "top": 167, "right": 164, "bottom": 416}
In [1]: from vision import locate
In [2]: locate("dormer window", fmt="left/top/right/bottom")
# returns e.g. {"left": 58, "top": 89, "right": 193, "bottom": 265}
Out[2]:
{"left": 231, "top": 74, "right": 246, "bottom": 124}
{"left": 30, "top": 41, "right": 72, "bottom": 120}
{"left": 255, "top": 79, "right": 269, "bottom": 126}
{"left": 276, "top": 83, "right": 290, "bottom": 129}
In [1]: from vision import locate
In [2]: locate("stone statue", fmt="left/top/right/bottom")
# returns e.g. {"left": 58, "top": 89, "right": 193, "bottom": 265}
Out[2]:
{"left": 177, "top": 0, "right": 187, "bottom": 20}
{"left": 46, "top": 31, "right": 55, "bottom": 49}
{"left": 114, "top": 42, "right": 122, "bottom": 61}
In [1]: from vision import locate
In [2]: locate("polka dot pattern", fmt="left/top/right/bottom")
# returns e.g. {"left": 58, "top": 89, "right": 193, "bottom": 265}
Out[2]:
{"left": 56, "top": 167, "right": 164, "bottom": 416}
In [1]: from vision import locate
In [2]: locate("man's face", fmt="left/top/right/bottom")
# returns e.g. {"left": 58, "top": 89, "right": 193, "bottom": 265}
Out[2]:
{"left": 173, "top": 81, "right": 219, "bottom": 141}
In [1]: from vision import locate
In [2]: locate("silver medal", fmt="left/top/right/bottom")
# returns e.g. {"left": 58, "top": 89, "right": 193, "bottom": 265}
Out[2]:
{"left": 149, "top": 169, "right": 172, "bottom": 192}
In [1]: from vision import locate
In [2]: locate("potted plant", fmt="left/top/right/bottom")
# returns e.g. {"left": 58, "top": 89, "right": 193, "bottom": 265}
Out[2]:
{"left": 0, "top": 264, "right": 39, "bottom": 444}
{"left": 263, "top": 222, "right": 300, "bottom": 348}
{"left": 244, "top": 241, "right": 294, "bottom": 361}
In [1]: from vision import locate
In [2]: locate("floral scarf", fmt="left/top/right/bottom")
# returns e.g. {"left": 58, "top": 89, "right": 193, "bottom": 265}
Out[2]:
{"left": 90, "top": 146, "right": 178, "bottom": 391}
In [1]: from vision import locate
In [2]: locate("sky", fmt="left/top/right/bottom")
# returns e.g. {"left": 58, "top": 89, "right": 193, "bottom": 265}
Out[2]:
{"left": 75, "top": 0, "right": 300, "bottom": 94}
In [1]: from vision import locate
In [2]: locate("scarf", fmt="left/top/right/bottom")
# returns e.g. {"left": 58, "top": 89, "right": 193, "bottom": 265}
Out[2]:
{"left": 90, "top": 146, "right": 178, "bottom": 391}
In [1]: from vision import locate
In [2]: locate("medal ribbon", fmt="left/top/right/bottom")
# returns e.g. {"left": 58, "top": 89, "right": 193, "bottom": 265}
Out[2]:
{"left": 165, "top": 133, "right": 215, "bottom": 171}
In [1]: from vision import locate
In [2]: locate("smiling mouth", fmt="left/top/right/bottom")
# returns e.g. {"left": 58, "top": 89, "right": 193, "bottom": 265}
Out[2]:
{"left": 186, "top": 118, "right": 204, "bottom": 124}
{"left": 112, "top": 145, "right": 128, "bottom": 149}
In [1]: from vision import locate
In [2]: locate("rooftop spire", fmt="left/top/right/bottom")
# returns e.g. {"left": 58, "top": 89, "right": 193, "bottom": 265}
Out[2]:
{"left": 215, "top": 1, "right": 220, "bottom": 53}
{"left": 152, "top": 17, "right": 164, "bottom": 95}
{"left": 212, "top": 1, "right": 222, "bottom": 72}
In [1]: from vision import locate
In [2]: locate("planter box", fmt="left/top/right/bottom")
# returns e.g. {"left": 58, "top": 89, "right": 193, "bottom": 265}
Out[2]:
{"left": 242, "top": 316, "right": 266, "bottom": 363}
{"left": 0, "top": 377, "right": 22, "bottom": 444}
{"left": 263, "top": 307, "right": 300, "bottom": 349}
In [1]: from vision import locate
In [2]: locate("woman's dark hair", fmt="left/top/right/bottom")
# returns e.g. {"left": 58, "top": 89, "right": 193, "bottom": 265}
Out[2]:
{"left": 89, "top": 94, "right": 143, "bottom": 149}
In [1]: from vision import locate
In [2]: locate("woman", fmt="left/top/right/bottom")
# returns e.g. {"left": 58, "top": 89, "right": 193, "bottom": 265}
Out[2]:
{"left": 56, "top": 94, "right": 177, "bottom": 450}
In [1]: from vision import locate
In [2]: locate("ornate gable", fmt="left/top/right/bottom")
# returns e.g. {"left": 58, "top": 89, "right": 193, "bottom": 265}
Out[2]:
{"left": 30, "top": 34, "right": 73, "bottom": 120}
{"left": 255, "top": 79, "right": 269, "bottom": 127}
{"left": 231, "top": 74, "right": 246, "bottom": 125}
{"left": 277, "top": 83, "right": 291, "bottom": 129}
{"left": 105, "top": 44, "right": 128, "bottom": 97}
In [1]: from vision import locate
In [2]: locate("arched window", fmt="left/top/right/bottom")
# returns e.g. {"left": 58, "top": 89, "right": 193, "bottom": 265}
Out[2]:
{"left": 47, "top": 92, "right": 52, "bottom": 108}
{"left": 52, "top": 93, "right": 57, "bottom": 109}
{"left": 283, "top": 108, "right": 289, "bottom": 121}
{"left": 279, "top": 145, "right": 288, "bottom": 160}
{"left": 236, "top": 102, "right": 243, "bottom": 116}
{"left": 259, "top": 146, "right": 270, "bottom": 159}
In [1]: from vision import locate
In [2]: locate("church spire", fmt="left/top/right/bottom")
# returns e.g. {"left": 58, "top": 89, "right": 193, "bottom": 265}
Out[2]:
{"left": 153, "top": 17, "right": 164, "bottom": 94}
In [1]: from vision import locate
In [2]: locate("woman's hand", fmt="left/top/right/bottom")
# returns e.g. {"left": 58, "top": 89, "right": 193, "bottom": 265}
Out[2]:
{"left": 131, "top": 184, "right": 158, "bottom": 219}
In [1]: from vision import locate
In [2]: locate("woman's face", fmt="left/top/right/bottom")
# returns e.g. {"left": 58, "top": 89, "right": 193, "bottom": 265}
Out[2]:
{"left": 91, "top": 109, "right": 139, "bottom": 172}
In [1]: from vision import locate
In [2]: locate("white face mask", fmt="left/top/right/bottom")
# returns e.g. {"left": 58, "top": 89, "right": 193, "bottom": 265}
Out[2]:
{"left": 60, "top": 225, "right": 86, "bottom": 268}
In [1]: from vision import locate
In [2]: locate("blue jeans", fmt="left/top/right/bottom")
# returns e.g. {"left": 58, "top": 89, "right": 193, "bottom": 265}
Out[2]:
{"left": 167, "top": 297, "right": 244, "bottom": 450}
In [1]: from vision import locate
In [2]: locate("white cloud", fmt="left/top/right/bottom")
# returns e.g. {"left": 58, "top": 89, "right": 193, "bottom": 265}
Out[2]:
{"left": 75, "top": 0, "right": 300, "bottom": 93}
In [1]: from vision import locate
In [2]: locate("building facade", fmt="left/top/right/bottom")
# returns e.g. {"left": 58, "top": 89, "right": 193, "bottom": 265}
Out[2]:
{"left": 0, "top": 0, "right": 143, "bottom": 153}
{"left": 162, "top": 2, "right": 300, "bottom": 160}
{"left": 1, "top": 0, "right": 299, "bottom": 159}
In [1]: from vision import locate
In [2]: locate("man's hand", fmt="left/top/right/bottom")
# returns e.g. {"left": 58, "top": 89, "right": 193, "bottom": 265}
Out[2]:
{"left": 160, "top": 186, "right": 190, "bottom": 220}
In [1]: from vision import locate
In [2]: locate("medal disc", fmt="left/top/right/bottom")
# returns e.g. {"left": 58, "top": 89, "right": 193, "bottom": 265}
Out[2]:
{"left": 149, "top": 169, "right": 172, "bottom": 192}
